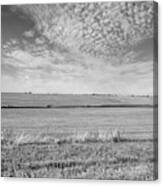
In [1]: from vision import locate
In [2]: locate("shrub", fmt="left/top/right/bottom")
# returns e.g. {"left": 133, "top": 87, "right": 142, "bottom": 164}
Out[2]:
{"left": 46, "top": 104, "right": 53, "bottom": 108}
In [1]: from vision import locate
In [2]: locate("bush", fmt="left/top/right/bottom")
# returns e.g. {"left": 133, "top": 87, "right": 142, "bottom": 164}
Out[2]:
{"left": 46, "top": 104, "right": 53, "bottom": 108}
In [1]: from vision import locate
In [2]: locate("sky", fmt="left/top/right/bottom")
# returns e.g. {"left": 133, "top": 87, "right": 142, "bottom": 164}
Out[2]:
{"left": 1, "top": 2, "right": 155, "bottom": 95}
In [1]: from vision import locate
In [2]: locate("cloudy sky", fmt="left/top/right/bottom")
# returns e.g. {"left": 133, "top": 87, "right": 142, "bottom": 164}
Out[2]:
{"left": 1, "top": 2, "right": 155, "bottom": 95}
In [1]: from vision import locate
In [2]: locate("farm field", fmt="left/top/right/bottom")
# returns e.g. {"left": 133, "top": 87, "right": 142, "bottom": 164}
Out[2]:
{"left": 1, "top": 136, "right": 155, "bottom": 180}
{"left": 2, "top": 107, "right": 153, "bottom": 139}
{"left": 1, "top": 93, "right": 156, "bottom": 179}
{"left": 1, "top": 92, "right": 153, "bottom": 107}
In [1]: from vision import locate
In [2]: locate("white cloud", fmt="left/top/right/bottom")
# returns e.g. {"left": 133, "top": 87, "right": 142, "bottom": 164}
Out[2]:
{"left": 23, "top": 30, "right": 35, "bottom": 38}
{"left": 17, "top": 2, "right": 154, "bottom": 59}
{"left": 35, "top": 37, "right": 45, "bottom": 45}
{"left": 2, "top": 2, "right": 154, "bottom": 95}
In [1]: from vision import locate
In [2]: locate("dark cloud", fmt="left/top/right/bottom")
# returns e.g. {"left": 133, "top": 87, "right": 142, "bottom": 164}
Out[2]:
{"left": 1, "top": 5, "right": 35, "bottom": 44}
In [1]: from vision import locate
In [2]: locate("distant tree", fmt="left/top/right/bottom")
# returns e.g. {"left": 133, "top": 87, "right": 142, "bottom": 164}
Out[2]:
{"left": 46, "top": 104, "right": 53, "bottom": 108}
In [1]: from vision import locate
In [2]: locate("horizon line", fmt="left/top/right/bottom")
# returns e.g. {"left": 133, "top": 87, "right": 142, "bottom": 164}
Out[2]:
{"left": 1, "top": 91, "right": 153, "bottom": 97}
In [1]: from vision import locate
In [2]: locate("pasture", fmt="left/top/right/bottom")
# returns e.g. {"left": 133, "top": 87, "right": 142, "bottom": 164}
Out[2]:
{"left": 1, "top": 93, "right": 156, "bottom": 179}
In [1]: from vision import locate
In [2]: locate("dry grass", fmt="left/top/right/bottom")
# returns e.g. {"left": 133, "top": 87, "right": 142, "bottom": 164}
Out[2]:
{"left": 1, "top": 128, "right": 133, "bottom": 147}
{"left": 1, "top": 129, "right": 156, "bottom": 180}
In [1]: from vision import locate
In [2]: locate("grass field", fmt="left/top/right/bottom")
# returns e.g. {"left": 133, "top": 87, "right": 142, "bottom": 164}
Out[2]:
{"left": 1, "top": 93, "right": 157, "bottom": 179}
{"left": 1, "top": 92, "right": 153, "bottom": 107}
{"left": 1, "top": 131, "right": 155, "bottom": 180}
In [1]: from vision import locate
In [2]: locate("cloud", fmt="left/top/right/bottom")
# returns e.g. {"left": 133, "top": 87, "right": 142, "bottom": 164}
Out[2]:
{"left": 2, "top": 44, "right": 153, "bottom": 95}
{"left": 23, "top": 30, "right": 35, "bottom": 38}
{"left": 1, "top": 2, "right": 155, "bottom": 95}
{"left": 14, "top": 2, "right": 154, "bottom": 59}
{"left": 35, "top": 37, "right": 46, "bottom": 45}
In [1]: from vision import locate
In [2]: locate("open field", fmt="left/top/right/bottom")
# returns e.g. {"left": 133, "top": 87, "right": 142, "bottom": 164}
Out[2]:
{"left": 1, "top": 93, "right": 153, "bottom": 107}
{"left": 1, "top": 93, "right": 156, "bottom": 179}
{"left": 2, "top": 107, "right": 153, "bottom": 139}
{"left": 1, "top": 130, "right": 155, "bottom": 180}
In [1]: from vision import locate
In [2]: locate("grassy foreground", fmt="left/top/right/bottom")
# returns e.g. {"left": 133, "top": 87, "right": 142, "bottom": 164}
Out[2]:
{"left": 1, "top": 129, "right": 155, "bottom": 180}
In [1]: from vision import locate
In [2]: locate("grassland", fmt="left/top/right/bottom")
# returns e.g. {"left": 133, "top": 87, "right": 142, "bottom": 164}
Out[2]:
{"left": 1, "top": 93, "right": 157, "bottom": 180}
{"left": 1, "top": 92, "right": 153, "bottom": 107}
{"left": 1, "top": 129, "right": 155, "bottom": 180}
